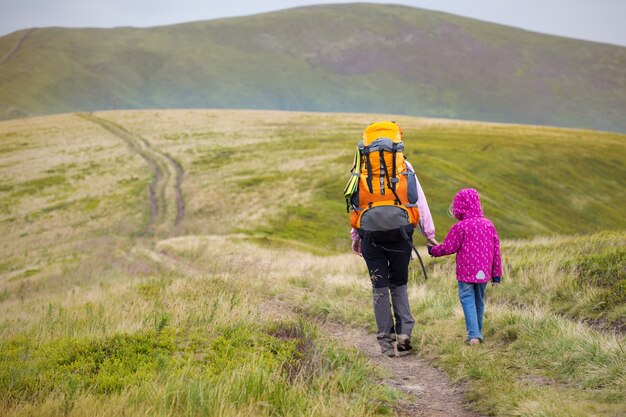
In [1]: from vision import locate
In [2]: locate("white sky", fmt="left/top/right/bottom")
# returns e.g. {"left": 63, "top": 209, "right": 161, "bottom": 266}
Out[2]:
{"left": 1, "top": 0, "right": 625, "bottom": 46}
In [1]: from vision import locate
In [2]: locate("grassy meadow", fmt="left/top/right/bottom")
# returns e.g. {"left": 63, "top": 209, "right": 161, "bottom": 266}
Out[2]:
{"left": 0, "top": 109, "right": 625, "bottom": 416}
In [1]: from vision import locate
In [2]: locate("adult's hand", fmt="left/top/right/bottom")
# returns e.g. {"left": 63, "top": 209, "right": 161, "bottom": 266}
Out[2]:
{"left": 351, "top": 239, "right": 362, "bottom": 257}
{"left": 426, "top": 237, "right": 439, "bottom": 246}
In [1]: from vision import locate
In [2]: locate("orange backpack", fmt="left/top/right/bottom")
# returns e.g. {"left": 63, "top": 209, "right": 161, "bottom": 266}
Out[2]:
{"left": 345, "top": 121, "right": 420, "bottom": 239}
{"left": 344, "top": 121, "right": 428, "bottom": 278}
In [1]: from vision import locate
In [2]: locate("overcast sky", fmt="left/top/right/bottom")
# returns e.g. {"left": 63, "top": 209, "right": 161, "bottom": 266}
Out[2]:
{"left": 1, "top": 0, "right": 625, "bottom": 46}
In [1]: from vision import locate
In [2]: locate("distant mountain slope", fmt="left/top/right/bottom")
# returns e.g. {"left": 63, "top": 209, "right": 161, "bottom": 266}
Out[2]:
{"left": 1, "top": 3, "right": 625, "bottom": 131}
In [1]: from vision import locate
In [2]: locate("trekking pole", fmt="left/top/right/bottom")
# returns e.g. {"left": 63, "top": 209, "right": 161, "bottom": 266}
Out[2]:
{"left": 409, "top": 242, "right": 428, "bottom": 280}
{"left": 402, "top": 235, "right": 430, "bottom": 282}
{"left": 401, "top": 228, "right": 428, "bottom": 280}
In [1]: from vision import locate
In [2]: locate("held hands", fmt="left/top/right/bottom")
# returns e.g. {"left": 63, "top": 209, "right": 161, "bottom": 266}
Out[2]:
{"left": 426, "top": 237, "right": 438, "bottom": 257}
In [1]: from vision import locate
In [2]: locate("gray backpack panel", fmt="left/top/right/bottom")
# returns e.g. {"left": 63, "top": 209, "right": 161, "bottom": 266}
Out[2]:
{"left": 359, "top": 205, "right": 410, "bottom": 232}
{"left": 358, "top": 138, "right": 405, "bottom": 153}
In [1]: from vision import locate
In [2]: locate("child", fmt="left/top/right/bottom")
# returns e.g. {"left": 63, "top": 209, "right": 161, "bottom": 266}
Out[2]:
{"left": 428, "top": 188, "right": 502, "bottom": 345}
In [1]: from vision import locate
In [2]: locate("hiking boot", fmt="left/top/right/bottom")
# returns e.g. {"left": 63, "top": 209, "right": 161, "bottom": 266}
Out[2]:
{"left": 396, "top": 334, "right": 413, "bottom": 356}
{"left": 381, "top": 346, "right": 395, "bottom": 357}
{"left": 377, "top": 334, "right": 395, "bottom": 357}
{"left": 468, "top": 338, "right": 481, "bottom": 345}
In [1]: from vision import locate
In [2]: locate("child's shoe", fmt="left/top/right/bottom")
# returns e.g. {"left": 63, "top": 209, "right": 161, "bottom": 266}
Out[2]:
{"left": 396, "top": 334, "right": 413, "bottom": 356}
{"left": 468, "top": 338, "right": 481, "bottom": 345}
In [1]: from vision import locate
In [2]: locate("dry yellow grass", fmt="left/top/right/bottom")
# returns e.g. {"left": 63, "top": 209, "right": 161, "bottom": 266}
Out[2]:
{"left": 1, "top": 109, "right": 624, "bottom": 417}
{"left": 0, "top": 114, "right": 150, "bottom": 298}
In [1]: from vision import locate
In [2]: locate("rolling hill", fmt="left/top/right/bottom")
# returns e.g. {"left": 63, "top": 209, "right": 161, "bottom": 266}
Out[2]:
{"left": 1, "top": 3, "right": 625, "bottom": 132}
{"left": 0, "top": 110, "right": 625, "bottom": 416}
{"left": 1, "top": 109, "right": 624, "bottom": 261}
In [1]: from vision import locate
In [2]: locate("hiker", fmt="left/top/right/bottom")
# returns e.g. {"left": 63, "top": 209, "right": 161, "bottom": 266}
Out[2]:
{"left": 428, "top": 188, "right": 502, "bottom": 345}
{"left": 346, "top": 121, "right": 437, "bottom": 357}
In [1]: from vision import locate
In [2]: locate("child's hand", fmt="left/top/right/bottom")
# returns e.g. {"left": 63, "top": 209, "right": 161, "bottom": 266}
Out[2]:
{"left": 491, "top": 277, "right": 501, "bottom": 286}
{"left": 427, "top": 245, "right": 434, "bottom": 256}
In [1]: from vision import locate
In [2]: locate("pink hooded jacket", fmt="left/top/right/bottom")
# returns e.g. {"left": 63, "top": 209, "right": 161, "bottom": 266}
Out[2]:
{"left": 430, "top": 188, "right": 502, "bottom": 283}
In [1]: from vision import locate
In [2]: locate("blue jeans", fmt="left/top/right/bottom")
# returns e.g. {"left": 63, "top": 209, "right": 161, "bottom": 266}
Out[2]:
{"left": 458, "top": 282, "right": 487, "bottom": 340}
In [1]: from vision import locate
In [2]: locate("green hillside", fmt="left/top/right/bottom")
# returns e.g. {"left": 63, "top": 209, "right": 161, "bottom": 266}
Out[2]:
{"left": 0, "top": 110, "right": 624, "bottom": 260}
{"left": 1, "top": 4, "right": 625, "bottom": 132}
{"left": 0, "top": 110, "right": 625, "bottom": 416}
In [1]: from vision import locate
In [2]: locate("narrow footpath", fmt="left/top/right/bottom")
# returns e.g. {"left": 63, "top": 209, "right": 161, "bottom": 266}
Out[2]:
{"left": 263, "top": 296, "right": 483, "bottom": 417}
{"left": 324, "top": 322, "right": 483, "bottom": 417}
{"left": 77, "top": 113, "right": 185, "bottom": 237}
{"left": 0, "top": 28, "right": 36, "bottom": 66}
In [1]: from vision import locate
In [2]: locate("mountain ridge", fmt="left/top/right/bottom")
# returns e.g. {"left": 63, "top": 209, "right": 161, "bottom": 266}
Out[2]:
{"left": 1, "top": 3, "right": 625, "bottom": 132}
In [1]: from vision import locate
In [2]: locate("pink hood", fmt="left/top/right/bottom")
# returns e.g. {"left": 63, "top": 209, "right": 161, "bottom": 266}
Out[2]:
{"left": 452, "top": 188, "right": 483, "bottom": 221}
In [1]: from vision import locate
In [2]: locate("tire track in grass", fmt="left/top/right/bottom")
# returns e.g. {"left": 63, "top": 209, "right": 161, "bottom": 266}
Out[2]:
{"left": 163, "top": 152, "right": 185, "bottom": 226}
{"left": 77, "top": 113, "right": 185, "bottom": 236}
{"left": 0, "top": 28, "right": 36, "bottom": 66}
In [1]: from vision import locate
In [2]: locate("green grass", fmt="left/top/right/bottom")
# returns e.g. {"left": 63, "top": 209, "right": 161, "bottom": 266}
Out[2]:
{"left": 276, "top": 232, "right": 626, "bottom": 416}
{"left": 0, "top": 109, "right": 625, "bottom": 416}
{"left": 483, "top": 232, "right": 626, "bottom": 325}
{"left": 10, "top": 175, "right": 69, "bottom": 197}
{"left": 0, "top": 273, "right": 397, "bottom": 417}
{"left": 1, "top": 329, "right": 177, "bottom": 400}
{"left": 558, "top": 246, "right": 626, "bottom": 321}
{"left": 244, "top": 120, "right": 625, "bottom": 250}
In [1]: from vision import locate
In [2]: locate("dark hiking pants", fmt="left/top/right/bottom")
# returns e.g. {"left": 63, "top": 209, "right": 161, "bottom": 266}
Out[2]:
{"left": 361, "top": 238, "right": 415, "bottom": 345}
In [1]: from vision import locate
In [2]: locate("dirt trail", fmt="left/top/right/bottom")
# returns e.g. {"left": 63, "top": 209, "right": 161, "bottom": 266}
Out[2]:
{"left": 323, "top": 322, "right": 483, "bottom": 417}
{"left": 77, "top": 113, "right": 185, "bottom": 236}
{"left": 259, "top": 297, "right": 484, "bottom": 417}
{"left": 140, "top": 245, "right": 482, "bottom": 416}
{"left": 0, "top": 28, "right": 36, "bottom": 66}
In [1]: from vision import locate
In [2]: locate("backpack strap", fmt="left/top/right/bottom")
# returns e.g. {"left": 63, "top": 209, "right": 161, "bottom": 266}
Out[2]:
{"left": 391, "top": 143, "right": 397, "bottom": 191}
{"left": 380, "top": 150, "right": 402, "bottom": 205}
{"left": 343, "top": 147, "right": 362, "bottom": 213}
{"left": 363, "top": 148, "right": 374, "bottom": 193}
{"left": 378, "top": 150, "right": 386, "bottom": 195}
{"left": 349, "top": 146, "right": 358, "bottom": 173}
